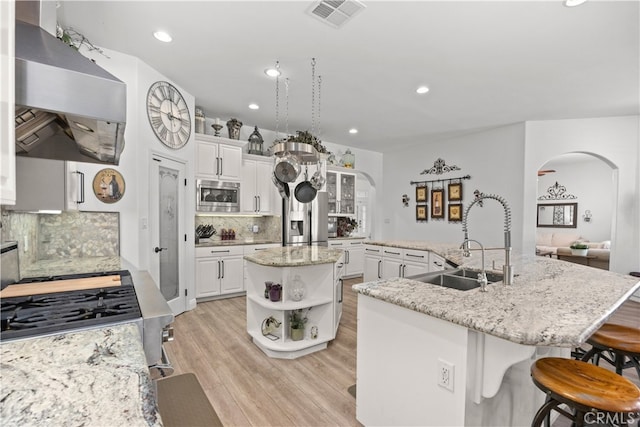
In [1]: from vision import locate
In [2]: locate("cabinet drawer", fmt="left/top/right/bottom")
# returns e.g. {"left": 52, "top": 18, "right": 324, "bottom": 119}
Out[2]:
{"left": 381, "top": 247, "right": 403, "bottom": 259}
{"left": 196, "top": 245, "right": 244, "bottom": 258}
{"left": 403, "top": 249, "right": 429, "bottom": 263}
{"left": 364, "top": 245, "right": 382, "bottom": 255}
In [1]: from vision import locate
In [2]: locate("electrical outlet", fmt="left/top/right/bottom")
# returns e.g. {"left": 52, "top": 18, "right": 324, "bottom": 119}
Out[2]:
{"left": 437, "top": 359, "right": 455, "bottom": 392}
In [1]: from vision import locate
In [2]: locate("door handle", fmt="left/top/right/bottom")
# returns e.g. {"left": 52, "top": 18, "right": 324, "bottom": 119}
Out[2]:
{"left": 218, "top": 158, "right": 223, "bottom": 176}
{"left": 377, "top": 260, "right": 382, "bottom": 279}
{"left": 221, "top": 260, "right": 225, "bottom": 278}
{"left": 154, "top": 247, "right": 167, "bottom": 253}
{"left": 338, "top": 278, "right": 343, "bottom": 303}
{"left": 345, "top": 250, "right": 350, "bottom": 264}
{"left": 257, "top": 196, "right": 261, "bottom": 212}
{"left": 217, "top": 260, "right": 221, "bottom": 279}
{"left": 399, "top": 264, "right": 403, "bottom": 277}
{"left": 73, "top": 171, "right": 85, "bottom": 204}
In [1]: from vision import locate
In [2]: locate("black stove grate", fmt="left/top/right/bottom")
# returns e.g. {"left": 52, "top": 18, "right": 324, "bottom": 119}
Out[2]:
{"left": 0, "top": 270, "right": 142, "bottom": 341}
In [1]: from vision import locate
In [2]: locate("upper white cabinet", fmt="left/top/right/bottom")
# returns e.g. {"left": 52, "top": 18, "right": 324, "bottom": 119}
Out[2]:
{"left": 0, "top": 0, "right": 15, "bottom": 205}
{"left": 241, "top": 157, "right": 275, "bottom": 214}
{"left": 326, "top": 169, "right": 356, "bottom": 216}
{"left": 195, "top": 134, "right": 243, "bottom": 181}
{"left": 7, "top": 157, "right": 82, "bottom": 212}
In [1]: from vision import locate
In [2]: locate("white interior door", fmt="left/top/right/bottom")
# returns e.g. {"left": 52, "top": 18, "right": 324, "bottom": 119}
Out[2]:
{"left": 150, "top": 154, "right": 186, "bottom": 315}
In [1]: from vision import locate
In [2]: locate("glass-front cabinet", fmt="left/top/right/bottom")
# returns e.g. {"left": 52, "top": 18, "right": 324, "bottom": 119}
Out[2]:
{"left": 327, "top": 170, "right": 356, "bottom": 216}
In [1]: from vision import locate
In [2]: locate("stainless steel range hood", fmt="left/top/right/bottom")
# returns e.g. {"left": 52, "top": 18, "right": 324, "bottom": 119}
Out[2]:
{"left": 15, "top": 1, "right": 127, "bottom": 165}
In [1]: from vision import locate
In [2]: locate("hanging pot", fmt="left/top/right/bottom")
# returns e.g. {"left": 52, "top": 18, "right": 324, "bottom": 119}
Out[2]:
{"left": 274, "top": 152, "right": 300, "bottom": 183}
{"left": 294, "top": 168, "right": 317, "bottom": 203}
{"left": 272, "top": 172, "right": 290, "bottom": 199}
{"left": 310, "top": 163, "right": 325, "bottom": 190}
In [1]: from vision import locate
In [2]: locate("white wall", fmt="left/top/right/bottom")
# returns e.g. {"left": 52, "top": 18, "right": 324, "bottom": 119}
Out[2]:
{"left": 382, "top": 123, "right": 526, "bottom": 250}
{"left": 81, "top": 47, "right": 197, "bottom": 309}
{"left": 537, "top": 155, "right": 614, "bottom": 243}
{"left": 523, "top": 116, "right": 640, "bottom": 275}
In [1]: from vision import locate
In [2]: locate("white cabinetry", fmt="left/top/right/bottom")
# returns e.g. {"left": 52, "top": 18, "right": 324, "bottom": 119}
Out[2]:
{"left": 429, "top": 252, "right": 446, "bottom": 272}
{"left": 7, "top": 157, "right": 82, "bottom": 212}
{"left": 328, "top": 238, "right": 364, "bottom": 278}
{"left": 0, "top": 0, "right": 15, "bottom": 205}
{"left": 364, "top": 245, "right": 430, "bottom": 281}
{"left": 195, "top": 134, "right": 243, "bottom": 181}
{"left": 241, "top": 157, "right": 275, "bottom": 214}
{"left": 195, "top": 245, "right": 244, "bottom": 299}
{"left": 245, "top": 254, "right": 344, "bottom": 359}
{"left": 326, "top": 169, "right": 356, "bottom": 216}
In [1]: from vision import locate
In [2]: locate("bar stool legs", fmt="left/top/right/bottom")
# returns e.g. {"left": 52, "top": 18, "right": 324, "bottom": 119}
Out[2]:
{"left": 530, "top": 358, "right": 640, "bottom": 427}
{"left": 579, "top": 324, "right": 640, "bottom": 379}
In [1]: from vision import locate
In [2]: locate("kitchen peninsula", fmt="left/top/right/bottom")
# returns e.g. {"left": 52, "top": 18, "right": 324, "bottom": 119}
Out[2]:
{"left": 244, "top": 246, "right": 345, "bottom": 359}
{"left": 354, "top": 241, "right": 640, "bottom": 426}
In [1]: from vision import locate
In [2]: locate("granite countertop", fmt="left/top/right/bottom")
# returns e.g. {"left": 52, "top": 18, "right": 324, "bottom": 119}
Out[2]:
{"left": 20, "top": 256, "right": 122, "bottom": 278}
{"left": 244, "top": 246, "right": 344, "bottom": 267}
{"left": 354, "top": 240, "right": 640, "bottom": 347}
{"left": 0, "top": 323, "right": 161, "bottom": 426}
{"left": 196, "top": 238, "right": 280, "bottom": 247}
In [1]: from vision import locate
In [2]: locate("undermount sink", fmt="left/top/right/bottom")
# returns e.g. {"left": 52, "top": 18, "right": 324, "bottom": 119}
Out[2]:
{"left": 407, "top": 269, "right": 504, "bottom": 291}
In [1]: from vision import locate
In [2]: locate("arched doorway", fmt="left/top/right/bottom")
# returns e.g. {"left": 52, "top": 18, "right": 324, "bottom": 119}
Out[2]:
{"left": 535, "top": 152, "right": 616, "bottom": 270}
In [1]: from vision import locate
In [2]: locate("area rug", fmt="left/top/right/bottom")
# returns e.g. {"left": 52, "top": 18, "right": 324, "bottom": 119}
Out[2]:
{"left": 348, "top": 384, "right": 356, "bottom": 398}
{"left": 156, "top": 373, "right": 223, "bottom": 427}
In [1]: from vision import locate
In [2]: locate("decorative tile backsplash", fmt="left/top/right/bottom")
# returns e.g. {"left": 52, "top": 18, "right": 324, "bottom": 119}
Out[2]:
{"left": 1, "top": 210, "right": 119, "bottom": 266}
{"left": 195, "top": 215, "right": 281, "bottom": 242}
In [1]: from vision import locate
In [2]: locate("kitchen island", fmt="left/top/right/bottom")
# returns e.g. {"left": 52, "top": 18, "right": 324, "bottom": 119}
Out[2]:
{"left": 0, "top": 323, "right": 161, "bottom": 426}
{"left": 244, "top": 246, "right": 345, "bottom": 359}
{"left": 354, "top": 240, "right": 640, "bottom": 426}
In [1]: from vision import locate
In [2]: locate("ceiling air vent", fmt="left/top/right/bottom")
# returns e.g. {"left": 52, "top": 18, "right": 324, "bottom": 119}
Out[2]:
{"left": 308, "top": 0, "right": 366, "bottom": 29}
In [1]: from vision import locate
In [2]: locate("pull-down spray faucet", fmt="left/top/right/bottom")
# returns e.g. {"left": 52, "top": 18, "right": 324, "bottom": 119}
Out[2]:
{"left": 461, "top": 190, "right": 514, "bottom": 286}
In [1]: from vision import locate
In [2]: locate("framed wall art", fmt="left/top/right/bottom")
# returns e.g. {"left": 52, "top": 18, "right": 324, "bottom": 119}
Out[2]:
{"left": 448, "top": 182, "right": 462, "bottom": 201}
{"left": 416, "top": 205, "right": 428, "bottom": 221}
{"left": 415, "top": 185, "right": 428, "bottom": 203}
{"left": 431, "top": 189, "right": 445, "bottom": 219}
{"left": 448, "top": 203, "right": 463, "bottom": 222}
{"left": 93, "top": 168, "right": 125, "bottom": 204}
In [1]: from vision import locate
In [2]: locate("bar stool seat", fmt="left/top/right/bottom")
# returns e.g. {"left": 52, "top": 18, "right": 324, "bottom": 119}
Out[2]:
{"left": 581, "top": 323, "right": 640, "bottom": 378}
{"left": 530, "top": 357, "right": 640, "bottom": 427}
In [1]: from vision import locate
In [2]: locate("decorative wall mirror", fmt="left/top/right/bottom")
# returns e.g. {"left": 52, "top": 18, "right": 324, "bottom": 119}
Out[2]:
{"left": 537, "top": 202, "right": 578, "bottom": 228}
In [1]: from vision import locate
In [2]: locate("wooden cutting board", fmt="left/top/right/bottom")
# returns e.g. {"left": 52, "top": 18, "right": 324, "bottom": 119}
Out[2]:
{"left": 0, "top": 275, "right": 122, "bottom": 298}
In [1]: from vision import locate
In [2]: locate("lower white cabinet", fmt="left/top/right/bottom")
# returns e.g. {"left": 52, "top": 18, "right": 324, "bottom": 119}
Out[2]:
{"left": 430, "top": 252, "right": 446, "bottom": 272}
{"left": 195, "top": 245, "right": 244, "bottom": 299}
{"left": 328, "top": 238, "right": 364, "bottom": 278}
{"left": 364, "top": 245, "right": 430, "bottom": 281}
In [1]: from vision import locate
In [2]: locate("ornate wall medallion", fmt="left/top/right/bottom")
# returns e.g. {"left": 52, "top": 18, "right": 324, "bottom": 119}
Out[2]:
{"left": 93, "top": 168, "right": 125, "bottom": 203}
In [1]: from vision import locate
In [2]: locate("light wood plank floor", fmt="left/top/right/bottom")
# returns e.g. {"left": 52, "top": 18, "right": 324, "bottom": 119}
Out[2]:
{"left": 164, "top": 278, "right": 640, "bottom": 427}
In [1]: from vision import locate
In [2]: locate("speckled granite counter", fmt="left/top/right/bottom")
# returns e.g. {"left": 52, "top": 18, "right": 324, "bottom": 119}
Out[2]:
{"left": 355, "top": 240, "right": 640, "bottom": 347}
{"left": 0, "top": 323, "right": 161, "bottom": 426}
{"left": 195, "top": 238, "right": 280, "bottom": 248}
{"left": 244, "top": 246, "right": 344, "bottom": 267}
{"left": 20, "top": 256, "right": 121, "bottom": 278}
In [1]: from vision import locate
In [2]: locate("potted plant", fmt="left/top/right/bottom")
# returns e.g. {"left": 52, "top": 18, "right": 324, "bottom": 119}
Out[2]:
{"left": 289, "top": 308, "right": 309, "bottom": 341}
{"left": 570, "top": 242, "right": 589, "bottom": 256}
{"left": 337, "top": 217, "right": 358, "bottom": 237}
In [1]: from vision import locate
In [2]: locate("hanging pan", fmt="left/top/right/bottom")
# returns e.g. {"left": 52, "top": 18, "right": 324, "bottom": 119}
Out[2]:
{"left": 272, "top": 172, "right": 290, "bottom": 199}
{"left": 274, "top": 151, "right": 300, "bottom": 183}
{"left": 294, "top": 167, "right": 317, "bottom": 203}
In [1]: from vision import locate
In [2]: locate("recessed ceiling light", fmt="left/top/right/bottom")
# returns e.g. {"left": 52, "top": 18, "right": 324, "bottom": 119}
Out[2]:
{"left": 153, "top": 31, "right": 172, "bottom": 43}
{"left": 264, "top": 68, "right": 281, "bottom": 77}
{"left": 416, "top": 86, "right": 429, "bottom": 94}
{"left": 248, "top": 103, "right": 260, "bottom": 110}
{"left": 564, "top": 0, "right": 587, "bottom": 7}
{"left": 349, "top": 128, "right": 358, "bottom": 134}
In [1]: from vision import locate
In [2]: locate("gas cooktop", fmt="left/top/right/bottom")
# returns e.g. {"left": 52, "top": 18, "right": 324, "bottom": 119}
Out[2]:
{"left": 0, "top": 270, "right": 142, "bottom": 342}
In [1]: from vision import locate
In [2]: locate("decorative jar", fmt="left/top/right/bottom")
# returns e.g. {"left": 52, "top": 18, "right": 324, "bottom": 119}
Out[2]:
{"left": 288, "top": 275, "right": 305, "bottom": 301}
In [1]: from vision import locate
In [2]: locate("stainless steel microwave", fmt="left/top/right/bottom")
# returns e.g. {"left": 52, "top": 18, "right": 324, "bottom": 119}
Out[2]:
{"left": 196, "top": 180, "right": 240, "bottom": 212}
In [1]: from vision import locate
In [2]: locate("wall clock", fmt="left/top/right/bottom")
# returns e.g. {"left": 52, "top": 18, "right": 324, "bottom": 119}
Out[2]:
{"left": 146, "top": 81, "right": 191, "bottom": 149}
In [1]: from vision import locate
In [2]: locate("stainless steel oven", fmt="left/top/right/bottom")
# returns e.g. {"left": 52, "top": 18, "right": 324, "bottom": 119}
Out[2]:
{"left": 196, "top": 179, "right": 240, "bottom": 213}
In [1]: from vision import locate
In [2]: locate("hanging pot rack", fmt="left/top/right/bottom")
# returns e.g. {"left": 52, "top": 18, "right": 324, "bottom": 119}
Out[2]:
{"left": 272, "top": 141, "right": 319, "bottom": 165}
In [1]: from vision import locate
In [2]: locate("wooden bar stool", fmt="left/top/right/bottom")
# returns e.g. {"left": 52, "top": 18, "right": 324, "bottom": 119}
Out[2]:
{"left": 580, "top": 323, "right": 640, "bottom": 379}
{"left": 530, "top": 358, "right": 640, "bottom": 427}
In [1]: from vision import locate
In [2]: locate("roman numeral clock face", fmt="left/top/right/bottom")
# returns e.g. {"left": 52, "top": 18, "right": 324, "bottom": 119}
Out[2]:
{"left": 146, "top": 81, "right": 191, "bottom": 149}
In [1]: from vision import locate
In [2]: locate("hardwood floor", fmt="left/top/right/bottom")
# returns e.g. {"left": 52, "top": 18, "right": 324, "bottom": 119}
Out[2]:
{"left": 164, "top": 278, "right": 640, "bottom": 427}
{"left": 163, "top": 277, "right": 362, "bottom": 426}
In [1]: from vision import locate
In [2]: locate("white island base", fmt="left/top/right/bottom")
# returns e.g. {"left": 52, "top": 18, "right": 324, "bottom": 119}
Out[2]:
{"left": 245, "top": 251, "right": 344, "bottom": 359}
{"left": 356, "top": 295, "right": 568, "bottom": 426}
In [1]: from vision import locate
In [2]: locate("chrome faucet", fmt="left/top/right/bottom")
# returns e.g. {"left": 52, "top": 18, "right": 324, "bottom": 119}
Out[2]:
{"left": 461, "top": 190, "right": 514, "bottom": 286}
{"left": 460, "top": 238, "right": 488, "bottom": 292}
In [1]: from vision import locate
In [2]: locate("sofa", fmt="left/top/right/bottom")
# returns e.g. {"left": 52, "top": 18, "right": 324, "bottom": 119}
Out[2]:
{"left": 536, "top": 232, "right": 610, "bottom": 270}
